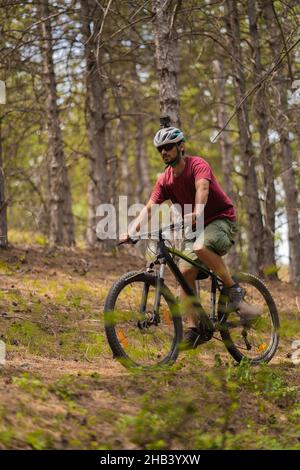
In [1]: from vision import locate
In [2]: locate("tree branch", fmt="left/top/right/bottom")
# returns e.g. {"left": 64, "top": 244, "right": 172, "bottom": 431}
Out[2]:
{"left": 212, "top": 35, "right": 300, "bottom": 143}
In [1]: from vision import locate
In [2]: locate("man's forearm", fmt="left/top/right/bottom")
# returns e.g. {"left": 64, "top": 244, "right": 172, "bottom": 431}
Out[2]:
{"left": 194, "top": 188, "right": 208, "bottom": 219}
{"left": 183, "top": 189, "right": 208, "bottom": 227}
{"left": 128, "top": 205, "right": 152, "bottom": 236}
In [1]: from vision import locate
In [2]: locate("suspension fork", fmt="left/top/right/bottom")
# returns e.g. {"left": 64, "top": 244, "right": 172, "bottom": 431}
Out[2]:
{"left": 137, "top": 263, "right": 165, "bottom": 330}
{"left": 140, "top": 283, "right": 150, "bottom": 313}
{"left": 154, "top": 259, "right": 166, "bottom": 317}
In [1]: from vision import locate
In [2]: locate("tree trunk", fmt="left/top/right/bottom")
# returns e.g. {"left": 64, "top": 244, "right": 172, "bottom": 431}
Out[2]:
{"left": 131, "top": 64, "right": 151, "bottom": 203}
{"left": 263, "top": 0, "right": 300, "bottom": 284}
{"left": 212, "top": 59, "right": 239, "bottom": 272}
{"left": 0, "top": 119, "right": 7, "bottom": 248}
{"left": 136, "top": 115, "right": 151, "bottom": 203}
{"left": 247, "top": 0, "right": 278, "bottom": 279}
{"left": 62, "top": 171, "right": 75, "bottom": 246}
{"left": 80, "top": 0, "right": 108, "bottom": 247}
{"left": 114, "top": 92, "right": 130, "bottom": 200}
{"left": 152, "top": 0, "right": 181, "bottom": 127}
{"left": 39, "top": 0, "right": 75, "bottom": 246}
{"left": 225, "top": 0, "right": 264, "bottom": 276}
{"left": 118, "top": 117, "right": 130, "bottom": 200}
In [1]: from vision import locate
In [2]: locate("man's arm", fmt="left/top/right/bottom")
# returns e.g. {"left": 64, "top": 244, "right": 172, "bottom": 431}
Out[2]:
{"left": 195, "top": 178, "right": 209, "bottom": 214}
{"left": 184, "top": 178, "right": 210, "bottom": 226}
{"left": 119, "top": 198, "right": 156, "bottom": 242}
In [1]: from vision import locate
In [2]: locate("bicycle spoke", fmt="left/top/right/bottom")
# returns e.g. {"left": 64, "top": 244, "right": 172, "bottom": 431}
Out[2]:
{"left": 218, "top": 273, "right": 279, "bottom": 364}
{"left": 107, "top": 279, "right": 178, "bottom": 367}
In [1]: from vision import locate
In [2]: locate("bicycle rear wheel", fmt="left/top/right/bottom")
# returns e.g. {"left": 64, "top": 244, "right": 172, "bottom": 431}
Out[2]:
{"left": 218, "top": 273, "right": 279, "bottom": 364}
{"left": 104, "top": 271, "right": 182, "bottom": 369}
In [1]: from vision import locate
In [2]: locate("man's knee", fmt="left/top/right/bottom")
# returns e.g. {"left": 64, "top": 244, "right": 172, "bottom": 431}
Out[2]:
{"left": 180, "top": 266, "right": 198, "bottom": 279}
{"left": 193, "top": 241, "right": 205, "bottom": 253}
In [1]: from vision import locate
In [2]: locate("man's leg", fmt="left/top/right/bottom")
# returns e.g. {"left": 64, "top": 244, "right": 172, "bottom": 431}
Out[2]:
{"left": 193, "top": 220, "right": 261, "bottom": 320}
{"left": 192, "top": 244, "right": 234, "bottom": 287}
{"left": 178, "top": 266, "right": 200, "bottom": 328}
{"left": 179, "top": 265, "right": 214, "bottom": 349}
{"left": 192, "top": 219, "right": 235, "bottom": 287}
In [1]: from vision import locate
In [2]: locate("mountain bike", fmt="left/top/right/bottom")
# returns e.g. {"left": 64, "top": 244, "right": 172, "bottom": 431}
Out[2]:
{"left": 104, "top": 223, "right": 280, "bottom": 369}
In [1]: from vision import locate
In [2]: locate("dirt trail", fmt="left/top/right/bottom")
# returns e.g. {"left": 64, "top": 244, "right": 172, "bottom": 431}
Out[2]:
{"left": 0, "top": 243, "right": 299, "bottom": 376}
{"left": 0, "top": 244, "right": 299, "bottom": 450}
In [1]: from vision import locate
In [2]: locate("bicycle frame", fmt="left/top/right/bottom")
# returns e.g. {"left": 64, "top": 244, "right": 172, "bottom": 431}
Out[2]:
{"left": 148, "top": 234, "right": 223, "bottom": 329}
{"left": 109, "top": 227, "right": 279, "bottom": 366}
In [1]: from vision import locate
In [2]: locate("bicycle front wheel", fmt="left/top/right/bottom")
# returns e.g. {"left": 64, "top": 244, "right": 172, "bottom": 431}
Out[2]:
{"left": 218, "top": 273, "right": 279, "bottom": 364}
{"left": 104, "top": 271, "right": 182, "bottom": 369}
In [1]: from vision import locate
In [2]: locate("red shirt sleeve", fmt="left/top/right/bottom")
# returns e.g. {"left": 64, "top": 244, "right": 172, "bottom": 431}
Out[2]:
{"left": 192, "top": 158, "right": 213, "bottom": 182}
{"left": 150, "top": 174, "right": 168, "bottom": 204}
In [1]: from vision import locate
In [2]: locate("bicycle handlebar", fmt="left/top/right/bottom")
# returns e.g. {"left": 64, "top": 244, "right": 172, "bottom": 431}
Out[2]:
{"left": 117, "top": 221, "right": 184, "bottom": 245}
{"left": 117, "top": 238, "right": 138, "bottom": 246}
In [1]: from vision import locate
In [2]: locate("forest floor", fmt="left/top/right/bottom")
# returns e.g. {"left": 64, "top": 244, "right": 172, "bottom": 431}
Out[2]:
{"left": 0, "top": 241, "right": 299, "bottom": 450}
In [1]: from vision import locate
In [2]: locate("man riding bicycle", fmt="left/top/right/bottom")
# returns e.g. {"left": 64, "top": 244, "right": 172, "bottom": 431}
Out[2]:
{"left": 120, "top": 125, "right": 260, "bottom": 349}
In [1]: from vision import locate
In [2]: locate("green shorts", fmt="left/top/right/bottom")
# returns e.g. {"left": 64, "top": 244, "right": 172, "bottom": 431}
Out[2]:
{"left": 178, "top": 218, "right": 238, "bottom": 269}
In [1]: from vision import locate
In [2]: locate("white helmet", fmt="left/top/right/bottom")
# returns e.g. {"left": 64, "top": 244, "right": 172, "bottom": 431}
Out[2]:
{"left": 153, "top": 127, "right": 185, "bottom": 148}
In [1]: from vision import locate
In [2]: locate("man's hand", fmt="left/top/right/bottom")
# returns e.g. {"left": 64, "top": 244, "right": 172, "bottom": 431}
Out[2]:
{"left": 118, "top": 199, "right": 155, "bottom": 245}
{"left": 119, "top": 233, "right": 130, "bottom": 244}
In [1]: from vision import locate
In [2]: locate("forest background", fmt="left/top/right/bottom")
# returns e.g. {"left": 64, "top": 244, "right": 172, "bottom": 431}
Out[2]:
{"left": 0, "top": 0, "right": 300, "bottom": 451}
{"left": 0, "top": 0, "right": 300, "bottom": 284}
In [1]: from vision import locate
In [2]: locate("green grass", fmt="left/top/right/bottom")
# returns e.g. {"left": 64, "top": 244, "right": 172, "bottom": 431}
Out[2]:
{"left": 280, "top": 316, "right": 300, "bottom": 339}
{"left": 8, "top": 229, "right": 48, "bottom": 246}
{"left": 26, "top": 430, "right": 53, "bottom": 450}
{"left": 12, "top": 372, "right": 48, "bottom": 399}
{"left": 1, "top": 362, "right": 299, "bottom": 450}
{"left": 5, "top": 320, "right": 105, "bottom": 360}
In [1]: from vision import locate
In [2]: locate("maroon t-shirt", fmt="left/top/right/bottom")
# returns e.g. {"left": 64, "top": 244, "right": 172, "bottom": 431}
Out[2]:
{"left": 150, "top": 156, "right": 236, "bottom": 226}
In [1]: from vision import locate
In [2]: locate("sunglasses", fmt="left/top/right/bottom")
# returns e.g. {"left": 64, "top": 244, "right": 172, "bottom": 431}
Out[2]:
{"left": 157, "top": 143, "right": 176, "bottom": 153}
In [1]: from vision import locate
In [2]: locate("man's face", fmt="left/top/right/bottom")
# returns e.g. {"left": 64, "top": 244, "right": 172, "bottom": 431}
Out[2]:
{"left": 157, "top": 143, "right": 184, "bottom": 165}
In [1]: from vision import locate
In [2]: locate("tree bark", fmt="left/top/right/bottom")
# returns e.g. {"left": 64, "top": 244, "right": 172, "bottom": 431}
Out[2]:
{"left": 0, "top": 119, "right": 7, "bottom": 248}
{"left": 39, "top": 0, "right": 75, "bottom": 246}
{"left": 80, "top": 0, "right": 108, "bottom": 247}
{"left": 247, "top": 0, "right": 278, "bottom": 279}
{"left": 262, "top": 0, "right": 300, "bottom": 284}
{"left": 136, "top": 114, "right": 151, "bottom": 203}
{"left": 152, "top": 0, "right": 181, "bottom": 127}
{"left": 114, "top": 93, "right": 130, "bottom": 201}
{"left": 212, "top": 59, "right": 239, "bottom": 272}
{"left": 62, "top": 170, "right": 75, "bottom": 246}
{"left": 225, "top": 0, "right": 264, "bottom": 276}
{"left": 118, "top": 117, "right": 130, "bottom": 200}
{"left": 131, "top": 65, "right": 151, "bottom": 203}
